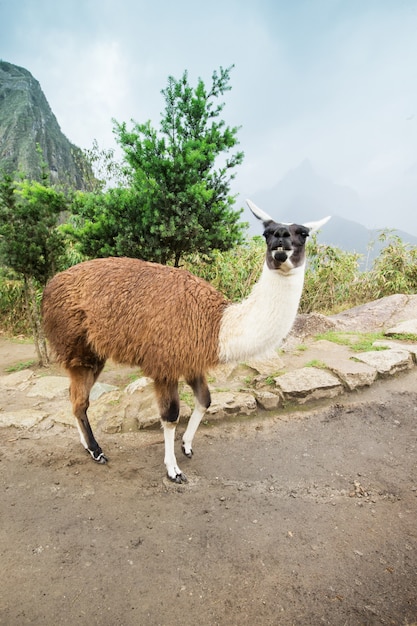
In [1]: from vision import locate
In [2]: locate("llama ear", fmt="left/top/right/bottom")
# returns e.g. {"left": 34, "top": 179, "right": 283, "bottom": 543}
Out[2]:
{"left": 303, "top": 216, "right": 331, "bottom": 234}
{"left": 246, "top": 199, "right": 274, "bottom": 224}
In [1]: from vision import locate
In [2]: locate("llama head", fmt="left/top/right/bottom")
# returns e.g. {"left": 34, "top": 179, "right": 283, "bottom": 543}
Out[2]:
{"left": 247, "top": 199, "right": 331, "bottom": 273}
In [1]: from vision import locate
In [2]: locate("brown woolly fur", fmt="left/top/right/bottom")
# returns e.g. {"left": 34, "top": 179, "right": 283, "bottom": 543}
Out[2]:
{"left": 42, "top": 257, "right": 228, "bottom": 382}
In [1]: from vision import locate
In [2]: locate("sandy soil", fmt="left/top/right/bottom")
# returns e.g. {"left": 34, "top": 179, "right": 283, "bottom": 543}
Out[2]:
{"left": 0, "top": 338, "right": 417, "bottom": 625}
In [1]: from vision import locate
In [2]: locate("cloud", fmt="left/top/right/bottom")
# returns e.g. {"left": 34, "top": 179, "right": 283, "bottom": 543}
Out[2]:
{"left": 2, "top": 0, "right": 417, "bottom": 233}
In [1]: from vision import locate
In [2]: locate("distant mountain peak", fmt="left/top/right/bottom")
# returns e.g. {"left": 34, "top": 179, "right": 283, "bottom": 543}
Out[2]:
{"left": 0, "top": 60, "right": 93, "bottom": 189}
{"left": 257, "top": 159, "right": 363, "bottom": 220}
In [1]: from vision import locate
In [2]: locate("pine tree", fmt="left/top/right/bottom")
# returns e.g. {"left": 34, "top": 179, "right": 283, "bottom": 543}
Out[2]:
{"left": 69, "top": 66, "right": 246, "bottom": 266}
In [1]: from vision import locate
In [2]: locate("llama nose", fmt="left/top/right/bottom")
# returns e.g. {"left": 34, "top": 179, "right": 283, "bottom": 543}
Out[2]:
{"left": 273, "top": 250, "right": 288, "bottom": 262}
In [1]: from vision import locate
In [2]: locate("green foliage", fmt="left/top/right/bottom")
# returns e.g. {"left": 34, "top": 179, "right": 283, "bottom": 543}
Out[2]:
{"left": 81, "top": 140, "right": 127, "bottom": 192}
{"left": 0, "top": 174, "right": 68, "bottom": 285}
{"left": 5, "top": 359, "right": 37, "bottom": 373}
{"left": 305, "top": 359, "right": 328, "bottom": 369}
{"left": 65, "top": 187, "right": 146, "bottom": 259}
{"left": 0, "top": 173, "right": 69, "bottom": 363}
{"left": 315, "top": 331, "right": 388, "bottom": 352}
{"left": 361, "top": 232, "right": 417, "bottom": 299}
{"left": 301, "top": 236, "right": 361, "bottom": 314}
{"left": 106, "top": 65, "right": 245, "bottom": 266}
{"left": 0, "top": 271, "right": 30, "bottom": 335}
{"left": 299, "top": 230, "right": 417, "bottom": 313}
{"left": 184, "top": 236, "right": 264, "bottom": 301}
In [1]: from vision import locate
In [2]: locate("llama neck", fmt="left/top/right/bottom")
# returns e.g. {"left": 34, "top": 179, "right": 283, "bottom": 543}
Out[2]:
{"left": 218, "top": 262, "right": 305, "bottom": 363}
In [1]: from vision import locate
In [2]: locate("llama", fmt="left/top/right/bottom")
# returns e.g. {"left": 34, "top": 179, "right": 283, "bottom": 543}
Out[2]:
{"left": 41, "top": 200, "right": 330, "bottom": 482}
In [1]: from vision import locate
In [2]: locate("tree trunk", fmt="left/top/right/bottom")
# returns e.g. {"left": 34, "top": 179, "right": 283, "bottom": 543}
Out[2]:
{"left": 23, "top": 277, "right": 49, "bottom": 367}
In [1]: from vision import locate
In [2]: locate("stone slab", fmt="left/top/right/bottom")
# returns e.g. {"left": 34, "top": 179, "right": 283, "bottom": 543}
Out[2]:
{"left": 0, "top": 369, "right": 34, "bottom": 390}
{"left": 275, "top": 367, "right": 344, "bottom": 404}
{"left": 26, "top": 376, "right": 69, "bottom": 399}
{"left": 322, "top": 357, "right": 378, "bottom": 390}
{"left": 0, "top": 408, "right": 48, "bottom": 428}
{"left": 385, "top": 319, "right": 417, "bottom": 336}
{"left": 354, "top": 349, "right": 413, "bottom": 376}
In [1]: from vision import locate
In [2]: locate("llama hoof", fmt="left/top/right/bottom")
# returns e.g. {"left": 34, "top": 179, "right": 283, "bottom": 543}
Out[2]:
{"left": 89, "top": 449, "right": 108, "bottom": 463}
{"left": 181, "top": 443, "right": 193, "bottom": 458}
{"left": 168, "top": 471, "right": 188, "bottom": 484}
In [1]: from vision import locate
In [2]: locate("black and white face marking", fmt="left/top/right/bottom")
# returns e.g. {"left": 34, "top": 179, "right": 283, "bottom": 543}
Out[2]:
{"left": 263, "top": 221, "right": 309, "bottom": 271}
{"left": 246, "top": 199, "right": 331, "bottom": 273}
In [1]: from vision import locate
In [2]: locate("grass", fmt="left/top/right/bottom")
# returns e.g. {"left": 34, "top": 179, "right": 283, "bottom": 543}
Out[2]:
{"left": 179, "top": 387, "right": 194, "bottom": 407}
{"left": 315, "top": 330, "right": 389, "bottom": 352}
{"left": 305, "top": 359, "right": 328, "bottom": 369}
{"left": 5, "top": 359, "right": 36, "bottom": 373}
{"left": 264, "top": 374, "right": 285, "bottom": 386}
{"left": 388, "top": 333, "right": 417, "bottom": 342}
{"left": 295, "top": 344, "right": 308, "bottom": 352}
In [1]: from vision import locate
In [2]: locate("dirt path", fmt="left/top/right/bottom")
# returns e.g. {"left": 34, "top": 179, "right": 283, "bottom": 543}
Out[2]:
{"left": 0, "top": 339, "right": 417, "bottom": 625}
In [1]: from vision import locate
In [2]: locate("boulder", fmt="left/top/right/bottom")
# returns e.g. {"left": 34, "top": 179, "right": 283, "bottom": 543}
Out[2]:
{"left": 254, "top": 390, "right": 282, "bottom": 411}
{"left": 385, "top": 318, "right": 417, "bottom": 336}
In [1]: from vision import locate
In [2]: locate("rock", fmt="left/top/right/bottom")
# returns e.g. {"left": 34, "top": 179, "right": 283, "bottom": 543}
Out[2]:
{"left": 373, "top": 340, "right": 417, "bottom": 363}
{"left": 328, "top": 359, "right": 377, "bottom": 391}
{"left": 125, "top": 377, "right": 154, "bottom": 394}
{"left": 97, "top": 382, "right": 159, "bottom": 432}
{"left": 207, "top": 391, "right": 257, "bottom": 420}
{"left": 90, "top": 382, "right": 119, "bottom": 401}
{"left": 87, "top": 390, "right": 122, "bottom": 429}
{"left": 331, "top": 295, "right": 417, "bottom": 332}
{"left": 0, "top": 369, "right": 34, "bottom": 390}
{"left": 284, "top": 312, "right": 337, "bottom": 348}
{"left": 0, "top": 408, "right": 48, "bottom": 428}
{"left": 99, "top": 412, "right": 124, "bottom": 434}
{"left": 179, "top": 401, "right": 192, "bottom": 420}
{"left": 275, "top": 367, "right": 344, "bottom": 404}
{"left": 246, "top": 355, "right": 285, "bottom": 380}
{"left": 385, "top": 318, "right": 417, "bottom": 336}
{"left": 255, "top": 390, "right": 282, "bottom": 411}
{"left": 209, "top": 363, "right": 261, "bottom": 390}
{"left": 246, "top": 355, "right": 285, "bottom": 374}
{"left": 301, "top": 343, "right": 378, "bottom": 390}
{"left": 354, "top": 349, "right": 413, "bottom": 376}
{"left": 97, "top": 382, "right": 198, "bottom": 434}
{"left": 26, "top": 376, "right": 68, "bottom": 399}
{"left": 50, "top": 402, "right": 76, "bottom": 427}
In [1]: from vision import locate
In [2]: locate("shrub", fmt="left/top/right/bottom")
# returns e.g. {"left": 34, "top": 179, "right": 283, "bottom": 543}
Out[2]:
{"left": 0, "top": 272, "right": 31, "bottom": 335}
{"left": 184, "top": 236, "right": 264, "bottom": 302}
{"left": 301, "top": 237, "right": 361, "bottom": 313}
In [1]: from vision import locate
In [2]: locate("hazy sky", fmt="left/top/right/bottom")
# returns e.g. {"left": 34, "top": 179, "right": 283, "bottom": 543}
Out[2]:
{"left": 1, "top": 0, "right": 417, "bottom": 232}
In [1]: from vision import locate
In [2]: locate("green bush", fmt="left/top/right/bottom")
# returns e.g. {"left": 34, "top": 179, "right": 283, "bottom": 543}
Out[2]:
{"left": 301, "top": 237, "right": 361, "bottom": 314}
{"left": 0, "top": 272, "right": 31, "bottom": 335}
{"left": 184, "top": 236, "right": 264, "bottom": 302}
{"left": 360, "top": 234, "right": 417, "bottom": 300}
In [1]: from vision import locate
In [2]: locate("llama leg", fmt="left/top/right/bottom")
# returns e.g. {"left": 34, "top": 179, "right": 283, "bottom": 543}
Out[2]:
{"left": 68, "top": 364, "right": 107, "bottom": 463}
{"left": 155, "top": 380, "right": 187, "bottom": 483}
{"left": 182, "top": 375, "right": 211, "bottom": 458}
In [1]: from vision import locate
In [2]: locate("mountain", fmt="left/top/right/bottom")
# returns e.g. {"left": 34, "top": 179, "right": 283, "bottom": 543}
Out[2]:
{"left": 0, "top": 61, "right": 93, "bottom": 189}
{"left": 242, "top": 160, "right": 417, "bottom": 267}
